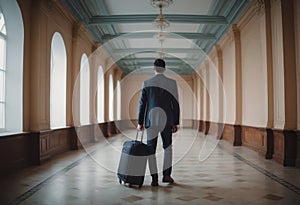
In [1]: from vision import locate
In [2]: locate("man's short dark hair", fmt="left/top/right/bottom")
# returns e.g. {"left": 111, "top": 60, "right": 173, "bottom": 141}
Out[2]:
{"left": 154, "top": 58, "right": 166, "bottom": 72}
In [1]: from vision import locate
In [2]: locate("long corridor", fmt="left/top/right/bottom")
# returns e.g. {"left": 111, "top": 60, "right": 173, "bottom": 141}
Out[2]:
{"left": 1, "top": 129, "right": 300, "bottom": 205}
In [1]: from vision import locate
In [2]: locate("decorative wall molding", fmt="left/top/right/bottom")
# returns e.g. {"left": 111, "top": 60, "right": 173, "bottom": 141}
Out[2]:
{"left": 270, "top": 0, "right": 279, "bottom": 5}
{"left": 215, "top": 45, "right": 222, "bottom": 60}
{"left": 228, "top": 27, "right": 235, "bottom": 43}
{"left": 232, "top": 24, "right": 241, "bottom": 43}
{"left": 72, "top": 21, "right": 96, "bottom": 48}
{"left": 242, "top": 125, "right": 267, "bottom": 156}
{"left": 218, "top": 26, "right": 234, "bottom": 48}
{"left": 72, "top": 21, "right": 82, "bottom": 43}
{"left": 254, "top": 0, "right": 265, "bottom": 15}
{"left": 237, "top": 0, "right": 265, "bottom": 31}
{"left": 41, "top": 0, "right": 55, "bottom": 15}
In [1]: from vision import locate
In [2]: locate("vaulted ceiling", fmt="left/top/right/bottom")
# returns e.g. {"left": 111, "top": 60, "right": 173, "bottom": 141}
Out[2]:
{"left": 63, "top": 0, "right": 250, "bottom": 75}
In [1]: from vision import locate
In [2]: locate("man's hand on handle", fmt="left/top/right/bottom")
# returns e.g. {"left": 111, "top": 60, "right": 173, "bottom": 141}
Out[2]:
{"left": 137, "top": 124, "right": 144, "bottom": 131}
{"left": 137, "top": 124, "right": 178, "bottom": 133}
{"left": 172, "top": 125, "right": 178, "bottom": 133}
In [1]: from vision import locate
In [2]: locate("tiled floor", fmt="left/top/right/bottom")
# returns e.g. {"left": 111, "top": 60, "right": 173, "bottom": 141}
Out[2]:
{"left": 1, "top": 129, "right": 300, "bottom": 205}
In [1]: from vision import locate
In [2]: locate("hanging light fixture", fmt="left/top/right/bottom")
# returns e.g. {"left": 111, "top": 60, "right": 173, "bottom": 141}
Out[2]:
{"left": 149, "top": 0, "right": 173, "bottom": 30}
{"left": 153, "top": 6, "right": 170, "bottom": 30}
{"left": 149, "top": 0, "right": 173, "bottom": 58}
{"left": 149, "top": 0, "right": 173, "bottom": 8}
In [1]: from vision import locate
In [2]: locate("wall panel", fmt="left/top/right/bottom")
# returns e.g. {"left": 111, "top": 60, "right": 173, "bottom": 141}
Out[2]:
{"left": 208, "top": 56, "right": 220, "bottom": 123}
{"left": 222, "top": 40, "right": 236, "bottom": 124}
{"left": 240, "top": 13, "right": 268, "bottom": 127}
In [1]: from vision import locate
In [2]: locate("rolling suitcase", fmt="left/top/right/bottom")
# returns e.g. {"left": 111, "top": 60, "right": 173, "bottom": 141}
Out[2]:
{"left": 117, "top": 130, "right": 149, "bottom": 187}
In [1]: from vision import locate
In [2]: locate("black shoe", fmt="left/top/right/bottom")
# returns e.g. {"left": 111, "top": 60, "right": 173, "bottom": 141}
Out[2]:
{"left": 151, "top": 180, "right": 159, "bottom": 186}
{"left": 162, "top": 176, "right": 174, "bottom": 183}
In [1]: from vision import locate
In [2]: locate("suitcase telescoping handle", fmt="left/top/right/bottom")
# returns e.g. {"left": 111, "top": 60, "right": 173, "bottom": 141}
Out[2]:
{"left": 135, "top": 129, "right": 144, "bottom": 142}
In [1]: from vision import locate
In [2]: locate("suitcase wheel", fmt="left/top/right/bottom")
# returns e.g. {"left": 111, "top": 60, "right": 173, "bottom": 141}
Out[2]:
{"left": 119, "top": 179, "right": 122, "bottom": 184}
{"left": 138, "top": 184, "right": 142, "bottom": 188}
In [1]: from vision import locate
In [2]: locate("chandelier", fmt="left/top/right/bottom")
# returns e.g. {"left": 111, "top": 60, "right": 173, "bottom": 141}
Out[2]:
{"left": 149, "top": 0, "right": 173, "bottom": 58}
{"left": 149, "top": 0, "right": 173, "bottom": 30}
{"left": 149, "top": 0, "right": 173, "bottom": 8}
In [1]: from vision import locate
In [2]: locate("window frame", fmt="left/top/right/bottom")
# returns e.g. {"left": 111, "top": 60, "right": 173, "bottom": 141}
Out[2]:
{"left": 0, "top": 12, "right": 7, "bottom": 131}
{"left": 0, "top": 0, "right": 24, "bottom": 134}
{"left": 50, "top": 32, "right": 67, "bottom": 129}
{"left": 79, "top": 53, "right": 90, "bottom": 125}
{"left": 97, "top": 66, "right": 104, "bottom": 123}
{"left": 108, "top": 74, "right": 114, "bottom": 121}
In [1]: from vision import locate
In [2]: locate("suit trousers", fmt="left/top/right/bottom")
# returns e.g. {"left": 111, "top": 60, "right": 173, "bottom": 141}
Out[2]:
{"left": 146, "top": 125, "right": 173, "bottom": 179}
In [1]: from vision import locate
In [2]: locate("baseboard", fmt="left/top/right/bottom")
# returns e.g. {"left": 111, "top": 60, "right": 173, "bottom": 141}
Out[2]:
{"left": 198, "top": 120, "right": 299, "bottom": 167}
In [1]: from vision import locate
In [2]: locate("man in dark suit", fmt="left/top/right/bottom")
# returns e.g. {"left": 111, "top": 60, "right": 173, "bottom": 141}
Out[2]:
{"left": 137, "top": 59, "right": 180, "bottom": 186}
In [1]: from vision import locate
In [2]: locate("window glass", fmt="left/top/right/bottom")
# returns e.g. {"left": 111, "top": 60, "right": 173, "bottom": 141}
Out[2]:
{"left": 0, "top": 38, "right": 6, "bottom": 70}
{"left": 0, "top": 102, "right": 4, "bottom": 128}
{"left": 0, "top": 70, "right": 5, "bottom": 102}
{"left": 50, "top": 32, "right": 67, "bottom": 128}
{"left": 0, "top": 10, "right": 6, "bottom": 130}
{"left": 116, "top": 80, "right": 121, "bottom": 120}
{"left": 0, "top": 13, "right": 6, "bottom": 35}
{"left": 97, "top": 66, "right": 104, "bottom": 122}
{"left": 80, "top": 54, "right": 90, "bottom": 125}
{"left": 109, "top": 74, "right": 114, "bottom": 121}
{"left": 0, "top": 1, "right": 24, "bottom": 133}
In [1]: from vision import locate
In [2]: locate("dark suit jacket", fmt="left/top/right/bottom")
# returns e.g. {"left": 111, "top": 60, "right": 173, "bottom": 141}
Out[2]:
{"left": 138, "top": 74, "right": 180, "bottom": 128}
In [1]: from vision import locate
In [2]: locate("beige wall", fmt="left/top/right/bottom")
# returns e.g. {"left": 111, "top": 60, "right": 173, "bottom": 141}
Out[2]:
{"left": 198, "top": 56, "right": 222, "bottom": 123}
{"left": 222, "top": 39, "right": 236, "bottom": 124}
{"left": 177, "top": 75, "right": 194, "bottom": 127}
{"left": 121, "top": 73, "right": 195, "bottom": 127}
{"left": 19, "top": 0, "right": 119, "bottom": 131}
{"left": 240, "top": 12, "right": 268, "bottom": 127}
{"left": 121, "top": 74, "right": 149, "bottom": 121}
{"left": 209, "top": 55, "right": 222, "bottom": 123}
{"left": 295, "top": 0, "right": 300, "bottom": 130}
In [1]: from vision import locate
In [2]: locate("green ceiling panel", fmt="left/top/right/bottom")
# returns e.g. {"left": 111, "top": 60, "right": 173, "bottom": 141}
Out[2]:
{"left": 63, "top": 0, "right": 250, "bottom": 75}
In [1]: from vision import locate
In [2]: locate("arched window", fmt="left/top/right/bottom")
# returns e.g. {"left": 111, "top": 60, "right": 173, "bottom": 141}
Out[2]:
{"left": 116, "top": 80, "right": 121, "bottom": 120}
{"left": 0, "top": 1, "right": 23, "bottom": 133}
{"left": 97, "top": 66, "right": 104, "bottom": 122}
{"left": 80, "top": 54, "right": 90, "bottom": 125}
{"left": 109, "top": 74, "right": 114, "bottom": 121}
{"left": 50, "top": 32, "right": 67, "bottom": 128}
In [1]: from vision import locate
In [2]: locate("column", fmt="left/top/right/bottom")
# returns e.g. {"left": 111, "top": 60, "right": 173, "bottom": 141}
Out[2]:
{"left": 281, "top": 0, "right": 297, "bottom": 166}
{"left": 198, "top": 68, "right": 205, "bottom": 132}
{"left": 232, "top": 24, "right": 242, "bottom": 146}
{"left": 265, "top": 0, "right": 275, "bottom": 159}
{"left": 90, "top": 43, "right": 100, "bottom": 124}
{"left": 29, "top": 0, "right": 50, "bottom": 131}
{"left": 271, "top": 0, "right": 297, "bottom": 166}
{"left": 216, "top": 45, "right": 224, "bottom": 138}
{"left": 71, "top": 22, "right": 82, "bottom": 127}
{"left": 204, "top": 61, "right": 210, "bottom": 135}
{"left": 69, "top": 21, "right": 82, "bottom": 149}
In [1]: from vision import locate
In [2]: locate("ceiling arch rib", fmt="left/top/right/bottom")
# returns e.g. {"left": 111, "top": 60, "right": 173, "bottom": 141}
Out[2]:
{"left": 88, "top": 14, "right": 227, "bottom": 25}
{"left": 101, "top": 32, "right": 216, "bottom": 42}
